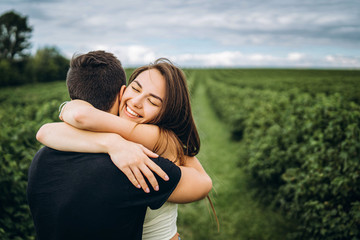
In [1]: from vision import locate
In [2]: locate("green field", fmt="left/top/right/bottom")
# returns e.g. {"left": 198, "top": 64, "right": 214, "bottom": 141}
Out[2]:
{"left": 1, "top": 68, "right": 359, "bottom": 239}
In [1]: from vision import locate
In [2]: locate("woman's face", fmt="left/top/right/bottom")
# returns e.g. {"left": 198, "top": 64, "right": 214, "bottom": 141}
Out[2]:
{"left": 119, "top": 69, "right": 166, "bottom": 123}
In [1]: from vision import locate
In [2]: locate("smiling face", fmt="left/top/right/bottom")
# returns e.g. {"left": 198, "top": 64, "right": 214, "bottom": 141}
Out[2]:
{"left": 118, "top": 58, "right": 200, "bottom": 163}
{"left": 119, "top": 69, "right": 166, "bottom": 123}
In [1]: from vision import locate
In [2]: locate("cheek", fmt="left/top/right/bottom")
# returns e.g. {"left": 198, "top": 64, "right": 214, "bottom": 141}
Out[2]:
{"left": 120, "top": 91, "right": 131, "bottom": 107}
{"left": 118, "top": 97, "right": 128, "bottom": 115}
{"left": 119, "top": 100, "right": 125, "bottom": 111}
{"left": 146, "top": 106, "right": 161, "bottom": 120}
{"left": 121, "top": 91, "right": 130, "bottom": 101}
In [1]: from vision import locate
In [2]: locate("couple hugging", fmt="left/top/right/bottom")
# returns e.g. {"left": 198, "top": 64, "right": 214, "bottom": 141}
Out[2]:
{"left": 26, "top": 50, "right": 213, "bottom": 240}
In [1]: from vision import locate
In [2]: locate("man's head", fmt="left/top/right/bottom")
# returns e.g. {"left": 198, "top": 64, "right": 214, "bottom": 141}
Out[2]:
{"left": 66, "top": 50, "right": 126, "bottom": 112}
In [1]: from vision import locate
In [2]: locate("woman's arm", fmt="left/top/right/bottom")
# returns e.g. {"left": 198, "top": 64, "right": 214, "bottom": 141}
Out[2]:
{"left": 60, "top": 100, "right": 160, "bottom": 151}
{"left": 37, "top": 122, "right": 112, "bottom": 153}
{"left": 167, "top": 156, "right": 212, "bottom": 203}
{"left": 37, "top": 122, "right": 169, "bottom": 193}
{"left": 59, "top": 100, "right": 213, "bottom": 201}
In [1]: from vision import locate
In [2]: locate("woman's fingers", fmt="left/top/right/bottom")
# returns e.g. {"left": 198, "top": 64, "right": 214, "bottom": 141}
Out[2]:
{"left": 145, "top": 159, "right": 169, "bottom": 182}
{"left": 109, "top": 142, "right": 170, "bottom": 193}
{"left": 120, "top": 167, "right": 141, "bottom": 189}
{"left": 131, "top": 162, "right": 162, "bottom": 193}
{"left": 131, "top": 160, "right": 170, "bottom": 192}
{"left": 140, "top": 144, "right": 169, "bottom": 182}
{"left": 139, "top": 164, "right": 160, "bottom": 192}
{"left": 131, "top": 167, "right": 150, "bottom": 193}
{"left": 141, "top": 145, "right": 158, "bottom": 158}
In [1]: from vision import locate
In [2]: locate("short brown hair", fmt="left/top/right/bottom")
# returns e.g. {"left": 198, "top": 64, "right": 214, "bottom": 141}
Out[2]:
{"left": 66, "top": 50, "right": 126, "bottom": 112}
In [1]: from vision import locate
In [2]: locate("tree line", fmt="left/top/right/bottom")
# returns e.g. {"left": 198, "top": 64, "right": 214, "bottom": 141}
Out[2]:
{"left": 0, "top": 10, "right": 69, "bottom": 87}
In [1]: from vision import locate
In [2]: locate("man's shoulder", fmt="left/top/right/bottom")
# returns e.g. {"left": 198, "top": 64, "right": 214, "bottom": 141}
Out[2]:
{"left": 34, "top": 146, "right": 109, "bottom": 159}
{"left": 151, "top": 156, "right": 181, "bottom": 175}
{"left": 150, "top": 156, "right": 181, "bottom": 183}
{"left": 31, "top": 146, "right": 112, "bottom": 171}
{"left": 28, "top": 146, "right": 124, "bottom": 189}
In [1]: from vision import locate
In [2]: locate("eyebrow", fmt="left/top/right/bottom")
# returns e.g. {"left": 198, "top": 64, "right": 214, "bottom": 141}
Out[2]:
{"left": 134, "top": 80, "right": 163, "bottom": 102}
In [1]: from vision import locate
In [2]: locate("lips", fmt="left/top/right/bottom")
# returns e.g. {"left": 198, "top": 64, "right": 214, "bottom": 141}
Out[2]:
{"left": 124, "top": 105, "right": 142, "bottom": 118}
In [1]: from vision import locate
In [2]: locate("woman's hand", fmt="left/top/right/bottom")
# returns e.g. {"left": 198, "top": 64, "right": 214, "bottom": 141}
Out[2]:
{"left": 106, "top": 137, "right": 170, "bottom": 193}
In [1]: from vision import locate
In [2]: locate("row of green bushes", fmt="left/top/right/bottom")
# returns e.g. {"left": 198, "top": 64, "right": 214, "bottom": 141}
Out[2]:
{"left": 205, "top": 68, "right": 360, "bottom": 105}
{"left": 0, "top": 81, "right": 69, "bottom": 239}
{"left": 0, "top": 47, "right": 68, "bottom": 87}
{"left": 206, "top": 75, "right": 360, "bottom": 239}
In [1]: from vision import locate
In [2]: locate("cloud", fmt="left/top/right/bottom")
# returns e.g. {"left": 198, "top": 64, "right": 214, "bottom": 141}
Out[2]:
{"left": 87, "top": 45, "right": 157, "bottom": 66}
{"left": 1, "top": 0, "right": 359, "bottom": 68}
{"left": 173, "top": 51, "right": 245, "bottom": 66}
{"left": 113, "top": 45, "right": 157, "bottom": 65}
{"left": 288, "top": 52, "right": 305, "bottom": 61}
{"left": 325, "top": 55, "right": 360, "bottom": 68}
{"left": 170, "top": 51, "right": 280, "bottom": 67}
{"left": 170, "top": 51, "right": 360, "bottom": 68}
{"left": 61, "top": 44, "right": 360, "bottom": 68}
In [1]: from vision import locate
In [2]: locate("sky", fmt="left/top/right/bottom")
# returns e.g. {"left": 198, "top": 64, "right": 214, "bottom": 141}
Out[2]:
{"left": 1, "top": 0, "right": 360, "bottom": 68}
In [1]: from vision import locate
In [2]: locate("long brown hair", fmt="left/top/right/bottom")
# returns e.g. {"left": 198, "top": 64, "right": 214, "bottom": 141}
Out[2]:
{"left": 130, "top": 59, "right": 219, "bottom": 230}
{"left": 128, "top": 58, "right": 200, "bottom": 165}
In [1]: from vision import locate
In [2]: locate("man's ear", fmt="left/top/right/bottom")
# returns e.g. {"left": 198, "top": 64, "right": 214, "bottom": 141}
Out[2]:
{"left": 119, "top": 85, "right": 126, "bottom": 101}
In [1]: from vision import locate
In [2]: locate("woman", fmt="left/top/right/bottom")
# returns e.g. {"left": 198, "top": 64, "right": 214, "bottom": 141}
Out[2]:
{"left": 37, "top": 58, "right": 212, "bottom": 240}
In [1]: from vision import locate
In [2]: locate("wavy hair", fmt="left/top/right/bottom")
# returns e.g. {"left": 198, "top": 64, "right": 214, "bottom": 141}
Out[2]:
{"left": 128, "top": 58, "right": 200, "bottom": 165}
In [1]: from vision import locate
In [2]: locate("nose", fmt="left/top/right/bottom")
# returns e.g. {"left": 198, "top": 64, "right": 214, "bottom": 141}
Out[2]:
{"left": 131, "top": 94, "right": 143, "bottom": 109}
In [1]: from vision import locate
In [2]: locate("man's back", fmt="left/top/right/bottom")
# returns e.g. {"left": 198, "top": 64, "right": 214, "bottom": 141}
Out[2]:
{"left": 27, "top": 147, "right": 181, "bottom": 240}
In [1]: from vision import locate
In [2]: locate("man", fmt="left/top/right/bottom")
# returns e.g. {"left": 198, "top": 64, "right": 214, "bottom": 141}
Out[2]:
{"left": 26, "top": 51, "right": 182, "bottom": 240}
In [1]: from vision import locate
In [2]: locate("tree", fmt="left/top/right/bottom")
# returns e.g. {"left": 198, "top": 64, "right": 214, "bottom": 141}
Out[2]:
{"left": 32, "top": 46, "right": 69, "bottom": 82}
{"left": 0, "top": 10, "right": 32, "bottom": 61}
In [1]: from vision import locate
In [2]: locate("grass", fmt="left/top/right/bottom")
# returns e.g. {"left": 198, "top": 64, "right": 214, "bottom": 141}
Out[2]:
{"left": 177, "top": 78, "right": 294, "bottom": 239}
{"left": 0, "top": 81, "right": 68, "bottom": 106}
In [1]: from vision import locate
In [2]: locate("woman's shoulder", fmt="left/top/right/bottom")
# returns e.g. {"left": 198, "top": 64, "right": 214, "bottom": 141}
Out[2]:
{"left": 155, "top": 129, "right": 182, "bottom": 164}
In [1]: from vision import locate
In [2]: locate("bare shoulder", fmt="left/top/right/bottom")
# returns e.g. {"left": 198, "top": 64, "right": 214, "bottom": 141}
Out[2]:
{"left": 155, "top": 130, "right": 180, "bottom": 164}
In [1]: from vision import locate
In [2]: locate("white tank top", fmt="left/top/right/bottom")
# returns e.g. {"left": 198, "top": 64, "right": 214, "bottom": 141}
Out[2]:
{"left": 142, "top": 202, "right": 178, "bottom": 240}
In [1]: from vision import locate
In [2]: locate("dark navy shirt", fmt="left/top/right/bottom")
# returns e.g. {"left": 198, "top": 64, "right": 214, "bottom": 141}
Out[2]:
{"left": 27, "top": 147, "right": 181, "bottom": 240}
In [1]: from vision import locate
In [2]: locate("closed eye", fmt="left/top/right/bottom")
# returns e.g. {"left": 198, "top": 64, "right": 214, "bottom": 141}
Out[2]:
{"left": 148, "top": 99, "right": 159, "bottom": 106}
{"left": 132, "top": 86, "right": 140, "bottom": 92}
